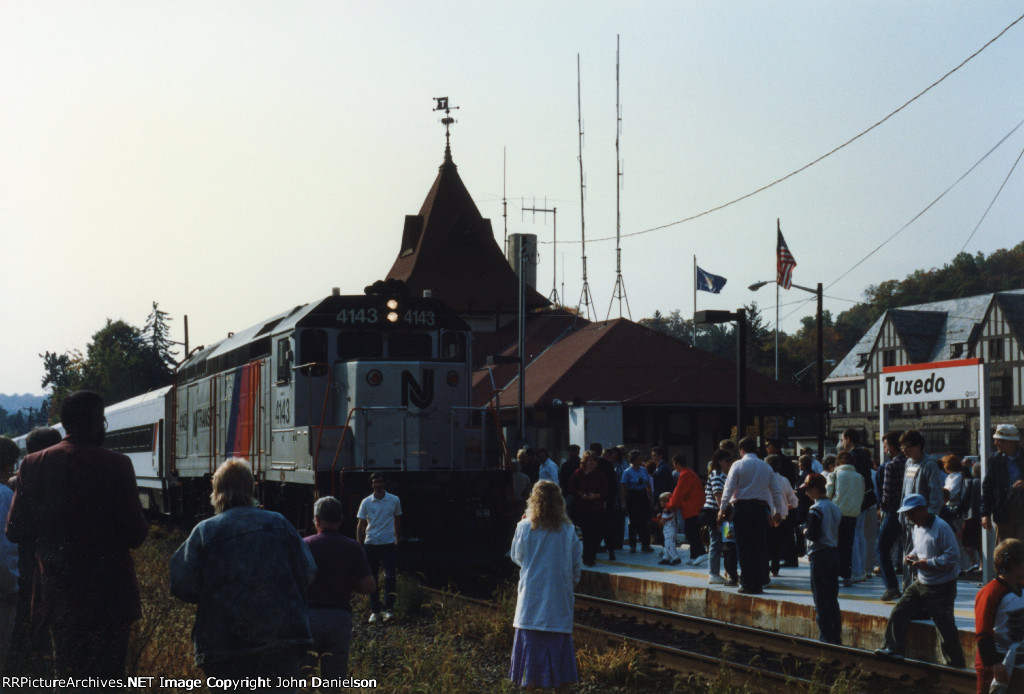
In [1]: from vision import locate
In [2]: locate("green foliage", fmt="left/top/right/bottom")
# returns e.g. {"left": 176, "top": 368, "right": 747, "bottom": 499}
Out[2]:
{"left": 39, "top": 304, "right": 176, "bottom": 421}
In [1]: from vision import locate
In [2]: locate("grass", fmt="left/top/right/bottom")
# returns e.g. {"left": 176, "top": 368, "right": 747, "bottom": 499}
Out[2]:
{"left": 96, "top": 531, "right": 863, "bottom": 693}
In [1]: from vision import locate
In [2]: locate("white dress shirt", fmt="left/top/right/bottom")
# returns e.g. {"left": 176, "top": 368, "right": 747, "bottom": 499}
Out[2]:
{"left": 720, "top": 452, "right": 774, "bottom": 510}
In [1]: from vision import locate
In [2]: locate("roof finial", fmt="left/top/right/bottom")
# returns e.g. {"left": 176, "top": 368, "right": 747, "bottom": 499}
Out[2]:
{"left": 433, "top": 96, "right": 459, "bottom": 163}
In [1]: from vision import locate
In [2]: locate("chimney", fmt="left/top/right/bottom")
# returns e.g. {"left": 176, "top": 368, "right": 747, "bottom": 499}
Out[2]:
{"left": 507, "top": 233, "right": 538, "bottom": 290}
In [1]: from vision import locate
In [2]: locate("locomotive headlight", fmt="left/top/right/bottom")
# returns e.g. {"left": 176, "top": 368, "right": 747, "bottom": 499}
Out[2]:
{"left": 366, "top": 369, "right": 383, "bottom": 386}
{"left": 386, "top": 311, "right": 399, "bottom": 323}
{"left": 386, "top": 299, "right": 399, "bottom": 310}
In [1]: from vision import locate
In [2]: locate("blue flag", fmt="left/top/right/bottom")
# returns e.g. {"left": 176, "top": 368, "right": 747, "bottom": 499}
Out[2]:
{"left": 696, "top": 266, "right": 727, "bottom": 294}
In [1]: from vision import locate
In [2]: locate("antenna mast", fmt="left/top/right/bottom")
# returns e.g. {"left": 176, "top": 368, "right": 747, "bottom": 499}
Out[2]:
{"left": 607, "top": 35, "right": 631, "bottom": 320}
{"left": 503, "top": 147, "right": 508, "bottom": 255}
{"left": 522, "top": 198, "right": 559, "bottom": 305}
{"left": 576, "top": 54, "right": 595, "bottom": 320}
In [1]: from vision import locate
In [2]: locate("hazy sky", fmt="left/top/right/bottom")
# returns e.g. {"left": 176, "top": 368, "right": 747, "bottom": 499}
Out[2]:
{"left": 3, "top": 2, "right": 1022, "bottom": 396}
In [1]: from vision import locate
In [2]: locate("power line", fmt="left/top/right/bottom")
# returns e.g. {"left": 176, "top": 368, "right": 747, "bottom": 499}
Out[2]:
{"left": 538, "top": 10, "right": 1024, "bottom": 247}
{"left": 959, "top": 141, "right": 1024, "bottom": 252}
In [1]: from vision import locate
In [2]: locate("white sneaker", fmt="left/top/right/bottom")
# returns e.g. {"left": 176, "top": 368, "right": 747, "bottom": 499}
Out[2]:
{"left": 368, "top": 612, "right": 380, "bottom": 624}
{"left": 693, "top": 554, "right": 708, "bottom": 565}
{"left": 709, "top": 574, "right": 726, "bottom": 585}
{"left": 383, "top": 611, "right": 395, "bottom": 622}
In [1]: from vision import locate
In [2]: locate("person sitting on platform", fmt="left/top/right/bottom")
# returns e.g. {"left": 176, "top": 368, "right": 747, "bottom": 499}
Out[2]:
{"left": 874, "top": 493, "right": 966, "bottom": 667}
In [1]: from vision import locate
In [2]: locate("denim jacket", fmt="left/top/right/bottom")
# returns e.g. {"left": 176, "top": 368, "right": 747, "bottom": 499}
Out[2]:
{"left": 170, "top": 506, "right": 316, "bottom": 665}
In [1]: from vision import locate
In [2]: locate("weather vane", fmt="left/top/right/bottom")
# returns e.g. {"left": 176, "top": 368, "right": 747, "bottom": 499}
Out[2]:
{"left": 433, "top": 97, "right": 459, "bottom": 152}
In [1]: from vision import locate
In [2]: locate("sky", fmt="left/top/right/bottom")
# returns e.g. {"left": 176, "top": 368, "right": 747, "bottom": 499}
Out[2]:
{"left": 2, "top": 2, "right": 1023, "bottom": 396}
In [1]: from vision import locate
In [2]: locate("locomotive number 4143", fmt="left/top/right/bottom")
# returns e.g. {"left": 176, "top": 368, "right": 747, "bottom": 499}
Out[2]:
{"left": 335, "top": 308, "right": 435, "bottom": 326}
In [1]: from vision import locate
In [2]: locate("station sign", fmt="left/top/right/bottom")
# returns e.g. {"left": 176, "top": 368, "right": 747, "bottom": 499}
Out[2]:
{"left": 879, "top": 358, "right": 981, "bottom": 405}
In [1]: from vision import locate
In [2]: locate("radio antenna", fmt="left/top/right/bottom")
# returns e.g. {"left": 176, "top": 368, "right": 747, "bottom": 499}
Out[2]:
{"left": 607, "top": 35, "right": 631, "bottom": 320}
{"left": 576, "top": 55, "right": 595, "bottom": 320}
{"left": 523, "top": 199, "right": 559, "bottom": 305}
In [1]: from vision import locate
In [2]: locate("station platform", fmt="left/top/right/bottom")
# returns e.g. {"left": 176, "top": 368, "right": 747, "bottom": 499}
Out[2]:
{"left": 578, "top": 547, "right": 981, "bottom": 665}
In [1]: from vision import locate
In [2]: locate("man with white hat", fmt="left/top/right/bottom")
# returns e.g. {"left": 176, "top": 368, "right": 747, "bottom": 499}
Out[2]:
{"left": 981, "top": 424, "right": 1023, "bottom": 545}
{"left": 874, "top": 493, "right": 965, "bottom": 667}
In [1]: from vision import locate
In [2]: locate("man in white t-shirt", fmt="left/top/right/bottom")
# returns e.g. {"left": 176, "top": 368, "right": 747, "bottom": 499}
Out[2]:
{"left": 356, "top": 473, "right": 402, "bottom": 624}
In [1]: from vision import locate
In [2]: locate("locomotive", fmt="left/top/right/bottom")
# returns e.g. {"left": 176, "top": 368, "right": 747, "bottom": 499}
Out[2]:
{"left": 24, "top": 282, "right": 516, "bottom": 563}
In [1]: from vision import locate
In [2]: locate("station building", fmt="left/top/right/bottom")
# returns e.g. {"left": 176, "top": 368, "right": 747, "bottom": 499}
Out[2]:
{"left": 386, "top": 143, "right": 825, "bottom": 463}
{"left": 825, "top": 289, "right": 1024, "bottom": 457}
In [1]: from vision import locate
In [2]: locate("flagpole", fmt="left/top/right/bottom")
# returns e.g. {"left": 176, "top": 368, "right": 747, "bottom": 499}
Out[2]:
{"left": 693, "top": 255, "right": 697, "bottom": 344}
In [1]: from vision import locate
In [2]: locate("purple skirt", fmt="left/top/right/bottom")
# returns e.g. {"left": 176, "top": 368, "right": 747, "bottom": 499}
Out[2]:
{"left": 508, "top": 628, "right": 578, "bottom": 688}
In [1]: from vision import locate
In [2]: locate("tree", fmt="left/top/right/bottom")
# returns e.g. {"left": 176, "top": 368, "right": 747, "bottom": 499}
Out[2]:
{"left": 39, "top": 304, "right": 176, "bottom": 422}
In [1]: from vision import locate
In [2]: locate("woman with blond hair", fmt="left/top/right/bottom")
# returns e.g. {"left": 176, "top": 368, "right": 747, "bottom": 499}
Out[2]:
{"left": 170, "top": 458, "right": 316, "bottom": 693}
{"left": 509, "top": 480, "right": 582, "bottom": 691}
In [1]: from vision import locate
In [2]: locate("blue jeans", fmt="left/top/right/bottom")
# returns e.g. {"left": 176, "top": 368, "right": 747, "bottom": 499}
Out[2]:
{"left": 851, "top": 510, "right": 867, "bottom": 578}
{"left": 364, "top": 544, "right": 397, "bottom": 613}
{"left": 699, "top": 508, "right": 722, "bottom": 576}
{"left": 876, "top": 511, "right": 902, "bottom": 590}
{"left": 306, "top": 607, "right": 353, "bottom": 679}
{"left": 809, "top": 547, "right": 841, "bottom": 644}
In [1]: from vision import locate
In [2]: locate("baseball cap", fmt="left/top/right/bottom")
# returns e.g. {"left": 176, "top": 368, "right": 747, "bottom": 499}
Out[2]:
{"left": 897, "top": 494, "right": 927, "bottom": 514}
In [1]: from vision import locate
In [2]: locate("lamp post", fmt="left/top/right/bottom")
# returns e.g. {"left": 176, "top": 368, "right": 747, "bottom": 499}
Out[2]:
{"left": 694, "top": 309, "right": 747, "bottom": 439}
{"left": 749, "top": 280, "right": 825, "bottom": 457}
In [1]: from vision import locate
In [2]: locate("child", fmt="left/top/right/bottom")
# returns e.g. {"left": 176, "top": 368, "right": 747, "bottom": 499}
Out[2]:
{"left": 720, "top": 505, "right": 738, "bottom": 585}
{"left": 800, "top": 472, "right": 842, "bottom": 644}
{"left": 656, "top": 492, "right": 681, "bottom": 565}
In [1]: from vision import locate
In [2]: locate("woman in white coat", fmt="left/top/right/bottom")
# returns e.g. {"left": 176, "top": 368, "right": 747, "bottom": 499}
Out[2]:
{"left": 509, "top": 480, "right": 583, "bottom": 691}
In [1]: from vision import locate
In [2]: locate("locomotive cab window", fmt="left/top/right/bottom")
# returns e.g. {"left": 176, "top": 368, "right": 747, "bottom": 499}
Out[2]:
{"left": 276, "top": 337, "right": 293, "bottom": 382}
{"left": 299, "top": 329, "right": 329, "bottom": 366}
{"left": 440, "top": 331, "right": 467, "bottom": 362}
{"left": 337, "top": 332, "right": 383, "bottom": 361}
{"left": 388, "top": 333, "right": 432, "bottom": 359}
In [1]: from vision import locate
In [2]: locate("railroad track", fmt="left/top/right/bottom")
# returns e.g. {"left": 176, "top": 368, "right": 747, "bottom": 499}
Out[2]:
{"left": 575, "top": 594, "right": 975, "bottom": 693}
{"left": 421, "top": 586, "right": 975, "bottom": 693}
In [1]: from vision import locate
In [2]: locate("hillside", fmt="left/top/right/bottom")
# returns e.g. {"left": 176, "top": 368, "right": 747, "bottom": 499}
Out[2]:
{"left": 0, "top": 394, "right": 44, "bottom": 414}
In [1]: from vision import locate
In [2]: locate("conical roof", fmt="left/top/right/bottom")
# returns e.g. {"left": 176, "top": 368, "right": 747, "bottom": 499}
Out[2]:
{"left": 386, "top": 148, "right": 548, "bottom": 314}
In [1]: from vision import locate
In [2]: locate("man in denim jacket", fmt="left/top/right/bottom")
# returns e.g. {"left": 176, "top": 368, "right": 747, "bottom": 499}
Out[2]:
{"left": 171, "top": 459, "right": 315, "bottom": 689}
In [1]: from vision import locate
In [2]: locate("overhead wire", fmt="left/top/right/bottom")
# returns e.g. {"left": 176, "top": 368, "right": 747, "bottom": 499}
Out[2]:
{"left": 538, "top": 10, "right": 1024, "bottom": 246}
{"left": 959, "top": 142, "right": 1024, "bottom": 252}
{"left": 777, "top": 115, "right": 1024, "bottom": 326}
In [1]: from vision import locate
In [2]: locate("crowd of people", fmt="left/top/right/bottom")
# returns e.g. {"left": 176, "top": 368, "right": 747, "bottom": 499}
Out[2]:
{"left": 513, "top": 422, "right": 1024, "bottom": 692}
{"left": 3, "top": 390, "right": 1024, "bottom": 692}
{"left": 0, "top": 390, "right": 397, "bottom": 693}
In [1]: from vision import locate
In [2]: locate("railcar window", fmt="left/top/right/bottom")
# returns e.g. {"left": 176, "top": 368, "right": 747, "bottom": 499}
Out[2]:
{"left": 299, "top": 329, "right": 329, "bottom": 366}
{"left": 388, "top": 333, "right": 432, "bottom": 359}
{"left": 440, "top": 331, "right": 467, "bottom": 361}
{"left": 337, "top": 332, "right": 383, "bottom": 361}
{"left": 105, "top": 424, "right": 155, "bottom": 454}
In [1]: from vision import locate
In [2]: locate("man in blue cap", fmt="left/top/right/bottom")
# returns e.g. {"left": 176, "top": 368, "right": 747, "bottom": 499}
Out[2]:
{"left": 874, "top": 493, "right": 965, "bottom": 667}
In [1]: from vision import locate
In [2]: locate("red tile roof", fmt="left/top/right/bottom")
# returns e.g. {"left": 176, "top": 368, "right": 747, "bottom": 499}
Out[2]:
{"left": 473, "top": 317, "right": 825, "bottom": 411}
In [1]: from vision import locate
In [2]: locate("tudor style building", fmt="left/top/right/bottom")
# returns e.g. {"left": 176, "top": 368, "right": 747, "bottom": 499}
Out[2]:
{"left": 825, "top": 290, "right": 1024, "bottom": 456}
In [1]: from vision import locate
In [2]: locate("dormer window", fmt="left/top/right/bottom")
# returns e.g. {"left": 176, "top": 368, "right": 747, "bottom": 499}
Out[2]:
{"left": 950, "top": 343, "right": 964, "bottom": 358}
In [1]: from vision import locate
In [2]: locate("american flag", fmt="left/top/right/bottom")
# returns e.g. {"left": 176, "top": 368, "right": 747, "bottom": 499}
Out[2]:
{"left": 776, "top": 221, "right": 797, "bottom": 289}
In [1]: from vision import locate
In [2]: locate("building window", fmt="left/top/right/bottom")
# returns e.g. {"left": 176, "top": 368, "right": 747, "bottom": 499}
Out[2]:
{"left": 990, "top": 338, "right": 1005, "bottom": 360}
{"left": 991, "top": 375, "right": 1013, "bottom": 410}
{"left": 882, "top": 350, "right": 896, "bottom": 367}
{"left": 849, "top": 389, "right": 861, "bottom": 413}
